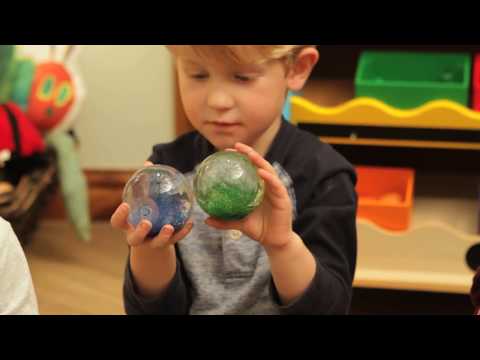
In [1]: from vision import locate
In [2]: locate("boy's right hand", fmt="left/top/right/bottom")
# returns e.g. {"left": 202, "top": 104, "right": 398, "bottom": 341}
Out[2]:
{"left": 110, "top": 161, "right": 194, "bottom": 250}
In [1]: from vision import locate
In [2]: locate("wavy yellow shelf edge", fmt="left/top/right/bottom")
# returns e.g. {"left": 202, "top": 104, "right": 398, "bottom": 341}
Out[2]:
{"left": 291, "top": 96, "right": 480, "bottom": 130}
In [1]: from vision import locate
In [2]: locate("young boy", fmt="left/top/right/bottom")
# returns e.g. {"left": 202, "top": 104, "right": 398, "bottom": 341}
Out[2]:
{"left": 0, "top": 217, "right": 39, "bottom": 315}
{"left": 111, "top": 45, "right": 358, "bottom": 315}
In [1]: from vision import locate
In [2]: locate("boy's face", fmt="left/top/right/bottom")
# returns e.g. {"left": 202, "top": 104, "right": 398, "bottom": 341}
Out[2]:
{"left": 174, "top": 48, "right": 291, "bottom": 153}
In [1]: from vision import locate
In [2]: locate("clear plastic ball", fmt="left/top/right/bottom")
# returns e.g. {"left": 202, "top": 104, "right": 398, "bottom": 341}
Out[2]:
{"left": 194, "top": 151, "right": 264, "bottom": 220}
{"left": 122, "top": 165, "right": 194, "bottom": 237}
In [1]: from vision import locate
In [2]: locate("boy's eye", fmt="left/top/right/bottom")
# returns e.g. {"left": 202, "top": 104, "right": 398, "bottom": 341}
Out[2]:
{"left": 234, "top": 74, "right": 252, "bottom": 82}
{"left": 190, "top": 73, "right": 208, "bottom": 80}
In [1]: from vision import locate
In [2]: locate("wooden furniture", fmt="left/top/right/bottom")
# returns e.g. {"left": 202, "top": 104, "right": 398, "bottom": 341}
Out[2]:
{"left": 293, "top": 45, "right": 480, "bottom": 295}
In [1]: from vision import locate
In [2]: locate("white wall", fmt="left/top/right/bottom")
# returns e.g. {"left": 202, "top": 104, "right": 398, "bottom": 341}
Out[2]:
{"left": 19, "top": 45, "right": 175, "bottom": 170}
{"left": 74, "top": 45, "right": 175, "bottom": 170}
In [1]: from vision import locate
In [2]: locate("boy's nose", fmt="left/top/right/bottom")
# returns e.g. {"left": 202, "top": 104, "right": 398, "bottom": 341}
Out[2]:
{"left": 207, "top": 89, "right": 235, "bottom": 110}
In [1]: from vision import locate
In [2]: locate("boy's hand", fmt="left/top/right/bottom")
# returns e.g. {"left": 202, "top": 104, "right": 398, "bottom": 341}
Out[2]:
{"left": 110, "top": 161, "right": 193, "bottom": 250}
{"left": 205, "top": 143, "right": 295, "bottom": 251}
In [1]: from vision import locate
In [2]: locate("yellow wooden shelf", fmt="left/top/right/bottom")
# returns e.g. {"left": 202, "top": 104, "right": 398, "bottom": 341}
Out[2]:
{"left": 291, "top": 95, "right": 480, "bottom": 150}
{"left": 291, "top": 96, "right": 480, "bottom": 130}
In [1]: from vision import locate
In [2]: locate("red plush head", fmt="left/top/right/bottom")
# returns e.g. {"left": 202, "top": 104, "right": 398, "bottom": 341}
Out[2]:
{"left": 26, "top": 61, "right": 75, "bottom": 131}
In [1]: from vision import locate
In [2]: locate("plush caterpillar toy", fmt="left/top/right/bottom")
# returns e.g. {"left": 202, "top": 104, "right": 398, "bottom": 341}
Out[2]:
{"left": 0, "top": 45, "right": 91, "bottom": 242}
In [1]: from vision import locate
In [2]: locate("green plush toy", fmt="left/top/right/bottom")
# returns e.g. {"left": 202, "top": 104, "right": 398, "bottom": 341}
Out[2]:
{"left": 46, "top": 131, "right": 90, "bottom": 241}
{"left": 0, "top": 46, "right": 15, "bottom": 103}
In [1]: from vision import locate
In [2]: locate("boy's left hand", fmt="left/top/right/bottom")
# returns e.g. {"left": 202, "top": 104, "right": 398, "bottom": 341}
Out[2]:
{"left": 205, "top": 143, "right": 295, "bottom": 251}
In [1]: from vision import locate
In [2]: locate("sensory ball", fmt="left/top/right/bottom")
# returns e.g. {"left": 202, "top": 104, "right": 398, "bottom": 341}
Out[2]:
{"left": 122, "top": 165, "right": 194, "bottom": 237}
{"left": 194, "top": 151, "right": 264, "bottom": 220}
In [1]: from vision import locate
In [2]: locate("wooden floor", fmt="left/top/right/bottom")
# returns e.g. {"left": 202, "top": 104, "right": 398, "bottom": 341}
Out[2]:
{"left": 22, "top": 220, "right": 475, "bottom": 315}
{"left": 24, "top": 220, "right": 129, "bottom": 315}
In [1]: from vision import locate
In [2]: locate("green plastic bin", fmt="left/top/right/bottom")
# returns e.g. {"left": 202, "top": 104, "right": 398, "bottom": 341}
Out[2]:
{"left": 355, "top": 51, "right": 471, "bottom": 109}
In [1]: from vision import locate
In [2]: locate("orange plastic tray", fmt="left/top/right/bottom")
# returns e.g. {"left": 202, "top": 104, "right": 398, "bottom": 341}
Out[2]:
{"left": 355, "top": 166, "right": 415, "bottom": 231}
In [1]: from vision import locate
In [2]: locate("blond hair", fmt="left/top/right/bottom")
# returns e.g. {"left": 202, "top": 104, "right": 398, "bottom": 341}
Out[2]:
{"left": 168, "top": 45, "right": 316, "bottom": 65}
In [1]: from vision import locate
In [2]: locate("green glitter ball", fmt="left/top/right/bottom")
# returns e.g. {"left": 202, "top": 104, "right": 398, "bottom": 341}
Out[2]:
{"left": 194, "top": 151, "right": 265, "bottom": 220}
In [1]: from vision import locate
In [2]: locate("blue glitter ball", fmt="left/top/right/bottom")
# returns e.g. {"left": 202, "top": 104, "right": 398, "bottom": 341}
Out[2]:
{"left": 123, "top": 165, "right": 194, "bottom": 237}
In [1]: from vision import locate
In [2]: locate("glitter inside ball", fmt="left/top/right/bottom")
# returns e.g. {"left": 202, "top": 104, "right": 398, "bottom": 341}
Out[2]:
{"left": 122, "top": 165, "right": 194, "bottom": 237}
{"left": 194, "top": 151, "right": 264, "bottom": 220}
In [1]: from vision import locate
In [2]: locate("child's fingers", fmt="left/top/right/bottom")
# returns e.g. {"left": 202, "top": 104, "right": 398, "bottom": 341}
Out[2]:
{"left": 144, "top": 161, "right": 154, "bottom": 167}
{"left": 234, "top": 142, "right": 288, "bottom": 202}
{"left": 258, "top": 169, "right": 288, "bottom": 198}
{"left": 168, "top": 221, "right": 194, "bottom": 245}
{"left": 234, "top": 143, "right": 276, "bottom": 176}
{"left": 149, "top": 221, "right": 193, "bottom": 249}
{"left": 126, "top": 220, "right": 152, "bottom": 247}
{"left": 110, "top": 203, "right": 133, "bottom": 231}
{"left": 148, "top": 224, "right": 175, "bottom": 248}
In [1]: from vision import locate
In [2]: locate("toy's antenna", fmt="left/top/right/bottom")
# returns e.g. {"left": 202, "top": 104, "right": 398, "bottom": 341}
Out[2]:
{"left": 50, "top": 45, "right": 56, "bottom": 60}
{"left": 63, "top": 45, "right": 76, "bottom": 63}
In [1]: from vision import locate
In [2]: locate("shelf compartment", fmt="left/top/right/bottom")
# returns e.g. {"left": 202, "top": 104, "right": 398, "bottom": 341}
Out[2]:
{"left": 354, "top": 219, "right": 479, "bottom": 295}
{"left": 354, "top": 51, "right": 471, "bottom": 109}
{"left": 356, "top": 166, "right": 414, "bottom": 231}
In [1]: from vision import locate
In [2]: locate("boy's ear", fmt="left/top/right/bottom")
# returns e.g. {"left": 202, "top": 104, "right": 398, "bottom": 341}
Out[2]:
{"left": 286, "top": 47, "right": 319, "bottom": 91}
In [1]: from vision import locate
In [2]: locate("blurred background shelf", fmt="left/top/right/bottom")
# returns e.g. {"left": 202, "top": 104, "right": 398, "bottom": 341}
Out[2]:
{"left": 300, "top": 79, "right": 354, "bottom": 107}
{"left": 293, "top": 45, "right": 480, "bottom": 296}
